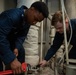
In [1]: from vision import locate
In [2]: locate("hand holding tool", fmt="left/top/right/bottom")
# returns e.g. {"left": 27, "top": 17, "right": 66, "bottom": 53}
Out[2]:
{"left": 0, "top": 62, "right": 27, "bottom": 75}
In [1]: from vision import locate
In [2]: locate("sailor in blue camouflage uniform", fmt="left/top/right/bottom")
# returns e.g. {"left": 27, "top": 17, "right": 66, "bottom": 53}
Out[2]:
{"left": 0, "top": 1, "right": 49, "bottom": 74}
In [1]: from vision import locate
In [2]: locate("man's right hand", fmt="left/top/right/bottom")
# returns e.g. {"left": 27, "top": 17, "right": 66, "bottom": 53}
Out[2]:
{"left": 39, "top": 60, "right": 47, "bottom": 67}
{"left": 10, "top": 58, "right": 23, "bottom": 75}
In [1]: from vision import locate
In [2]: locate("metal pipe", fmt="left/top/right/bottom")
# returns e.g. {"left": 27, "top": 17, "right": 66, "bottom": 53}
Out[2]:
{"left": 60, "top": 0, "right": 69, "bottom": 64}
{"left": 40, "top": 0, "right": 44, "bottom": 61}
{"left": 40, "top": 21, "right": 43, "bottom": 61}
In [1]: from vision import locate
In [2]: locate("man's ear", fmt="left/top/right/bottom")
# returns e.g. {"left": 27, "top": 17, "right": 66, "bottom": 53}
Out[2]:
{"left": 29, "top": 7, "right": 36, "bottom": 14}
{"left": 30, "top": 7, "right": 35, "bottom": 11}
{"left": 65, "top": 18, "right": 69, "bottom": 26}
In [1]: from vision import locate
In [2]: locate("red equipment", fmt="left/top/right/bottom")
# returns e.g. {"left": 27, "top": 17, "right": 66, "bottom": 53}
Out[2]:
{"left": 0, "top": 62, "right": 27, "bottom": 75}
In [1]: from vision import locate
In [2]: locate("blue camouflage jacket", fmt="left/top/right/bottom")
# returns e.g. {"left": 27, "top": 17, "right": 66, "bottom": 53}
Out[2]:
{"left": 0, "top": 6, "right": 30, "bottom": 64}
{"left": 44, "top": 19, "right": 76, "bottom": 61}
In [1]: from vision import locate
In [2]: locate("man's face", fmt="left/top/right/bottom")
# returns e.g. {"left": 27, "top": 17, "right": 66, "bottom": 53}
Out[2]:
{"left": 55, "top": 21, "right": 64, "bottom": 34}
{"left": 26, "top": 7, "right": 44, "bottom": 25}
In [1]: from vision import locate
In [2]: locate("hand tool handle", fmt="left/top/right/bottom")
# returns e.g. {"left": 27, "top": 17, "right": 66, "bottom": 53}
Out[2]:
{"left": 0, "top": 62, "right": 27, "bottom": 75}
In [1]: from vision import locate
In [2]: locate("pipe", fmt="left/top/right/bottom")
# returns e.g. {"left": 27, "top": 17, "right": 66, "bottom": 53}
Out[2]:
{"left": 60, "top": 0, "right": 69, "bottom": 64}
{"left": 40, "top": 0, "right": 44, "bottom": 61}
{"left": 40, "top": 21, "right": 43, "bottom": 61}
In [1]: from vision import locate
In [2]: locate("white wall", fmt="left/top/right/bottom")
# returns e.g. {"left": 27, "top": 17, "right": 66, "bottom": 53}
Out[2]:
{"left": 0, "top": 0, "right": 5, "bottom": 13}
{"left": 0, "top": 0, "right": 16, "bottom": 13}
{"left": 17, "top": 0, "right": 39, "bottom": 8}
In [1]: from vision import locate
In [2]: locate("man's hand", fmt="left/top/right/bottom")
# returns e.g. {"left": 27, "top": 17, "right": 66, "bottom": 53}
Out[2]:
{"left": 10, "top": 58, "right": 23, "bottom": 75}
{"left": 39, "top": 60, "right": 47, "bottom": 67}
{"left": 14, "top": 48, "right": 18, "bottom": 57}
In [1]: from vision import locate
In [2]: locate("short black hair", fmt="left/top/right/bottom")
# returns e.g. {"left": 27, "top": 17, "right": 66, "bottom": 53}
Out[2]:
{"left": 31, "top": 1, "right": 49, "bottom": 18}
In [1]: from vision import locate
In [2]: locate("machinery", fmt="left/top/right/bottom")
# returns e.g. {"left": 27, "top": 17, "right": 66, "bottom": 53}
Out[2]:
{"left": 0, "top": 62, "right": 40, "bottom": 75}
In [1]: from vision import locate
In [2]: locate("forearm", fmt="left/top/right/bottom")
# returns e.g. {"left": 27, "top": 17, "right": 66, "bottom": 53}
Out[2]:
{"left": 44, "top": 47, "right": 58, "bottom": 61}
{"left": 0, "top": 38, "right": 16, "bottom": 64}
{"left": 0, "top": 47, "right": 16, "bottom": 64}
{"left": 44, "top": 32, "right": 63, "bottom": 61}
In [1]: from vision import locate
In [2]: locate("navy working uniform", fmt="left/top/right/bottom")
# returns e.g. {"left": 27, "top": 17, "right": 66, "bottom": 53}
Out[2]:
{"left": 0, "top": 6, "right": 30, "bottom": 70}
{"left": 44, "top": 19, "right": 76, "bottom": 61}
